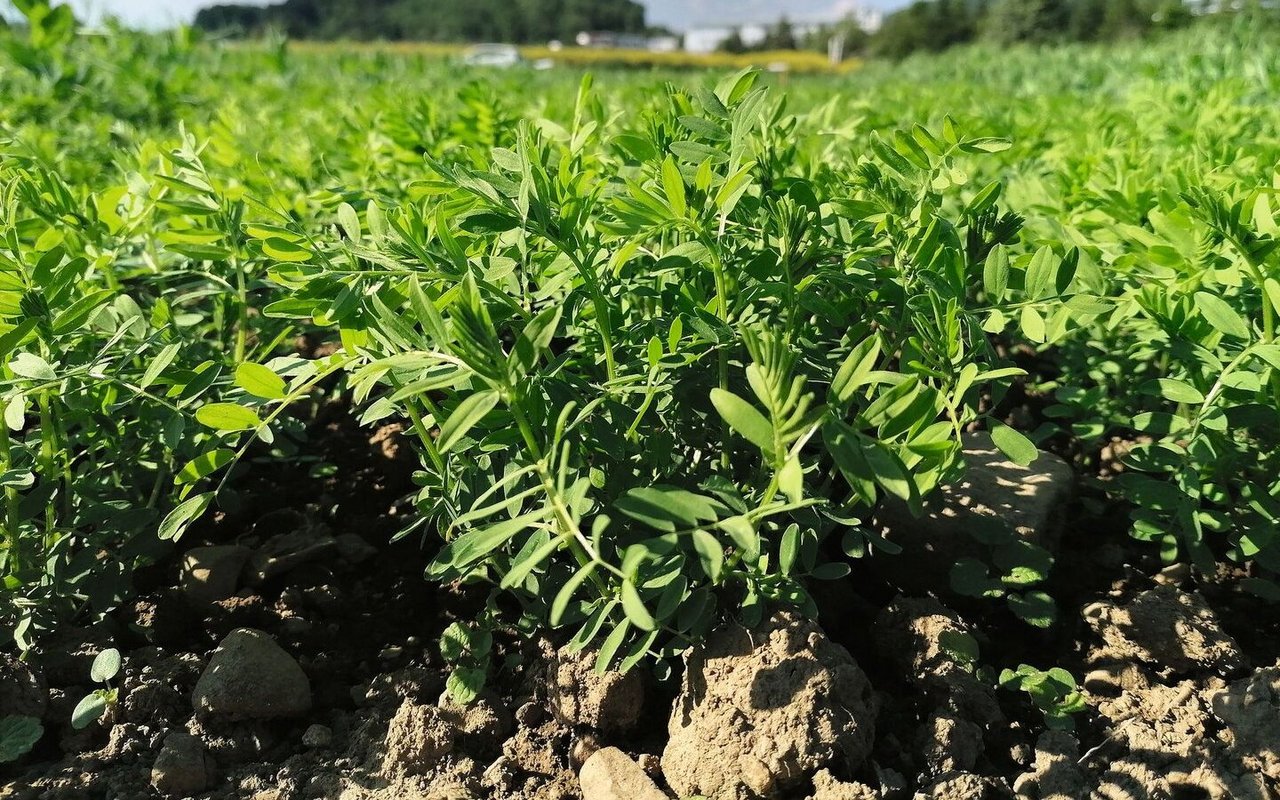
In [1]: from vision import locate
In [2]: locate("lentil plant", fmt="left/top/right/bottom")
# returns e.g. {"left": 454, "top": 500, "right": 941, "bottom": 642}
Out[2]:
{"left": 2, "top": 6, "right": 1279, "bottom": 698}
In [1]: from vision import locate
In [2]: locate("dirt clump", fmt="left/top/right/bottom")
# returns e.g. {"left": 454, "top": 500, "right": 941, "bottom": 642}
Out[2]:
{"left": 149, "top": 730, "right": 209, "bottom": 797}
{"left": 1012, "top": 731, "right": 1089, "bottom": 800}
{"left": 807, "top": 769, "right": 879, "bottom": 800}
{"left": 548, "top": 646, "right": 644, "bottom": 733}
{"left": 1084, "top": 585, "right": 1245, "bottom": 675}
{"left": 874, "top": 597, "right": 1002, "bottom": 727}
{"left": 917, "top": 772, "right": 1013, "bottom": 799}
{"left": 918, "top": 713, "right": 983, "bottom": 778}
{"left": 662, "top": 611, "right": 876, "bottom": 800}
{"left": 578, "top": 746, "right": 668, "bottom": 800}
{"left": 0, "top": 653, "right": 47, "bottom": 719}
{"left": 381, "top": 698, "right": 457, "bottom": 777}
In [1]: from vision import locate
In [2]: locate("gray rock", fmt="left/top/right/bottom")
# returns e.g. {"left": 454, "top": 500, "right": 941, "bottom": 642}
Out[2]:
{"left": 150, "top": 731, "right": 207, "bottom": 797}
{"left": 180, "top": 546, "right": 250, "bottom": 605}
{"left": 245, "top": 530, "right": 338, "bottom": 585}
{"left": 874, "top": 431, "right": 1074, "bottom": 592}
{"left": 580, "top": 747, "right": 669, "bottom": 800}
{"left": 193, "top": 628, "right": 311, "bottom": 719}
{"left": 302, "top": 724, "right": 332, "bottom": 749}
{"left": 335, "top": 533, "right": 377, "bottom": 564}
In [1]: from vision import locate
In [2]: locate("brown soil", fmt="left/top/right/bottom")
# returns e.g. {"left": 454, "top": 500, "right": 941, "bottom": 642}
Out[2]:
{"left": 2, "top": 412, "right": 1279, "bottom": 800}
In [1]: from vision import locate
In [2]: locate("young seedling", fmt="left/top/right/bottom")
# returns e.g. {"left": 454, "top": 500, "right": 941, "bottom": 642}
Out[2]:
{"left": 998, "top": 664, "right": 1087, "bottom": 731}
{"left": 71, "top": 648, "right": 122, "bottom": 730}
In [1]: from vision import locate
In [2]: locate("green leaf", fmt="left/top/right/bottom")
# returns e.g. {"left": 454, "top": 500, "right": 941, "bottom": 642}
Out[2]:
{"left": 195, "top": 403, "right": 260, "bottom": 432}
{"left": 437, "top": 390, "right": 501, "bottom": 453}
{"left": 235, "top": 363, "right": 287, "bottom": 400}
{"left": 431, "top": 510, "right": 543, "bottom": 573}
{"left": 594, "top": 618, "right": 632, "bottom": 672}
{"left": 621, "top": 579, "right": 656, "bottom": 631}
{"left": 710, "top": 388, "right": 774, "bottom": 457}
{"left": 1194, "top": 291, "right": 1250, "bottom": 339}
{"left": 157, "top": 493, "right": 213, "bottom": 541}
{"left": 0, "top": 715, "right": 43, "bottom": 763}
{"left": 90, "top": 649, "right": 121, "bottom": 683}
{"left": 691, "top": 529, "right": 725, "bottom": 582}
{"left": 1150, "top": 378, "right": 1205, "bottom": 405}
{"left": 71, "top": 693, "right": 108, "bottom": 730}
{"left": 550, "top": 563, "right": 597, "bottom": 626}
{"left": 500, "top": 534, "right": 561, "bottom": 589}
{"left": 1264, "top": 278, "right": 1280, "bottom": 318}
{"left": 990, "top": 423, "right": 1038, "bottom": 467}
{"left": 983, "top": 245, "right": 1009, "bottom": 301}
{"left": 778, "top": 456, "right": 803, "bottom": 504}
{"left": 445, "top": 667, "right": 486, "bottom": 705}
{"left": 831, "top": 336, "right": 881, "bottom": 405}
{"left": 1019, "top": 307, "right": 1046, "bottom": 343}
{"left": 662, "top": 155, "right": 686, "bottom": 218}
{"left": 8, "top": 353, "right": 55, "bottom": 381}
{"left": 177, "top": 449, "right": 234, "bottom": 484}
{"left": 780, "top": 523, "right": 800, "bottom": 575}
{"left": 1024, "top": 247, "right": 1057, "bottom": 300}
{"left": 337, "top": 202, "right": 361, "bottom": 241}
{"left": 1008, "top": 590, "right": 1057, "bottom": 628}
{"left": 139, "top": 343, "right": 181, "bottom": 390}
{"left": 615, "top": 487, "right": 722, "bottom": 532}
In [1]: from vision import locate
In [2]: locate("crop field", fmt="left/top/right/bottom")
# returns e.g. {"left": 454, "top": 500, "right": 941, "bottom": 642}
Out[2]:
{"left": 2, "top": 6, "right": 1280, "bottom": 800}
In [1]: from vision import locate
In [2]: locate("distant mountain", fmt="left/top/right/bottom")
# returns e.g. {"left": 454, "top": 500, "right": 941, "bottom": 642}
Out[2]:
{"left": 642, "top": 0, "right": 908, "bottom": 30}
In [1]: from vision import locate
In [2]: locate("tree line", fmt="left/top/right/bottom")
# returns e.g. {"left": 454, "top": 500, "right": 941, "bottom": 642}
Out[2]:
{"left": 717, "top": 1, "right": 1280, "bottom": 60}
{"left": 193, "top": 0, "right": 647, "bottom": 42}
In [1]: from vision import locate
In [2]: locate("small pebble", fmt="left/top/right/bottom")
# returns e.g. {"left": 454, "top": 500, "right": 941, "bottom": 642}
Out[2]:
{"left": 302, "top": 724, "right": 333, "bottom": 749}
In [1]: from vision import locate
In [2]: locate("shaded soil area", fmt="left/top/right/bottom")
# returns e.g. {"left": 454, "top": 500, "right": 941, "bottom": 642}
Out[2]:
{"left": 2, "top": 402, "right": 1279, "bottom": 800}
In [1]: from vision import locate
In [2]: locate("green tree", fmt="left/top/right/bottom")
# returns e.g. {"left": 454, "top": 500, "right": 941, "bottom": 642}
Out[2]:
{"left": 982, "top": 0, "right": 1071, "bottom": 44}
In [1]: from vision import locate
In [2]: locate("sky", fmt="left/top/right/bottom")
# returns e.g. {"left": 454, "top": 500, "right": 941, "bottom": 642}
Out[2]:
{"left": 49, "top": 0, "right": 908, "bottom": 31}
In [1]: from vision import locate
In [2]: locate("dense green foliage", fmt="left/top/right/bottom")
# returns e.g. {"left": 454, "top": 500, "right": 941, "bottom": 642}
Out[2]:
{"left": 869, "top": 0, "right": 1213, "bottom": 58}
{"left": 193, "top": 0, "right": 647, "bottom": 43}
{"left": 3, "top": 2, "right": 1280, "bottom": 691}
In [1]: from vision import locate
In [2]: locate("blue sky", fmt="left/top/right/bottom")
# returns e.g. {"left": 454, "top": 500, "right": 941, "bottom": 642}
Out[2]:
{"left": 51, "top": 0, "right": 908, "bottom": 31}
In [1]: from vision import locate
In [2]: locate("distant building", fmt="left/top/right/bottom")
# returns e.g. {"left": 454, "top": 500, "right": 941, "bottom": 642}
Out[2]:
{"left": 683, "top": 24, "right": 766, "bottom": 54}
{"left": 682, "top": 3, "right": 884, "bottom": 53}
{"left": 574, "top": 31, "right": 679, "bottom": 51}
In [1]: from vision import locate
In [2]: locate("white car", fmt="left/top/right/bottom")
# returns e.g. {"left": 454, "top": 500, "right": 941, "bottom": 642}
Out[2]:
{"left": 462, "top": 44, "right": 522, "bottom": 68}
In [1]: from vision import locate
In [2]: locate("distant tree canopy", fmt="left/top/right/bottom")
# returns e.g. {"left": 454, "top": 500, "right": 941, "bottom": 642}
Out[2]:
{"left": 193, "top": 0, "right": 647, "bottom": 42}
{"left": 868, "top": 0, "right": 1201, "bottom": 58}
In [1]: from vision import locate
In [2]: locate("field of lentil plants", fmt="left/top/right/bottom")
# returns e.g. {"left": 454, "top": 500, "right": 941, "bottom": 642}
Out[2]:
{"left": 2, "top": 6, "right": 1280, "bottom": 800}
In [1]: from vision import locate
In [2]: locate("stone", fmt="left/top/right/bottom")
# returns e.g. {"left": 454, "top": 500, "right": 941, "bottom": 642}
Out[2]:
{"left": 244, "top": 523, "right": 338, "bottom": 586}
{"left": 192, "top": 628, "right": 311, "bottom": 719}
{"left": 548, "top": 646, "right": 644, "bottom": 733}
{"left": 302, "top": 724, "right": 333, "bottom": 749}
{"left": 579, "top": 747, "right": 669, "bottom": 800}
{"left": 180, "top": 545, "right": 251, "bottom": 605}
{"left": 662, "top": 612, "right": 876, "bottom": 800}
{"left": 150, "top": 731, "right": 207, "bottom": 797}
{"left": 873, "top": 432, "right": 1074, "bottom": 592}
{"left": 335, "top": 533, "right": 378, "bottom": 564}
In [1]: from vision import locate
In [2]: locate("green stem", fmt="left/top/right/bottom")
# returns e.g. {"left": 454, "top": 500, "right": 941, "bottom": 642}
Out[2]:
{"left": 232, "top": 255, "right": 248, "bottom": 362}
{"left": 0, "top": 423, "right": 20, "bottom": 576}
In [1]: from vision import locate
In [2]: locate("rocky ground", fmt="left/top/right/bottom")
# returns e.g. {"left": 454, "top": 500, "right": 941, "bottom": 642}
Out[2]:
{"left": 2, "top": 413, "right": 1279, "bottom": 800}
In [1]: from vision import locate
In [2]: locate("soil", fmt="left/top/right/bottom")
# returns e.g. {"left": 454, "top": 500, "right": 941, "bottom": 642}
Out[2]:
{"left": 2, "top": 400, "right": 1279, "bottom": 800}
